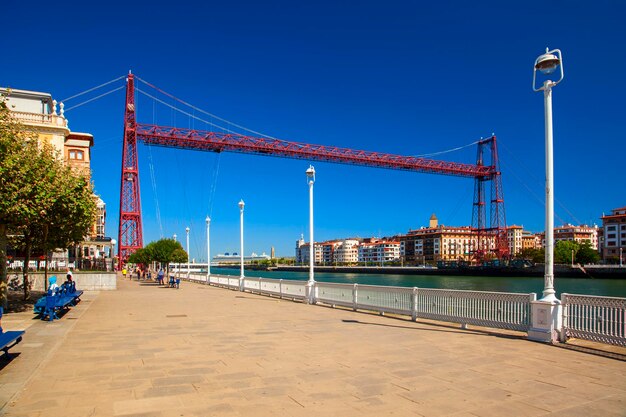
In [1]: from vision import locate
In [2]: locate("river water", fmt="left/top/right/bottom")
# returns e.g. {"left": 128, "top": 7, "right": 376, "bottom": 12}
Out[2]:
{"left": 210, "top": 267, "right": 626, "bottom": 298}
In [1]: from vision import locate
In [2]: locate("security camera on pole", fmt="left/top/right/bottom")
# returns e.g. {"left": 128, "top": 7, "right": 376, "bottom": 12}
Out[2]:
{"left": 528, "top": 47, "right": 564, "bottom": 343}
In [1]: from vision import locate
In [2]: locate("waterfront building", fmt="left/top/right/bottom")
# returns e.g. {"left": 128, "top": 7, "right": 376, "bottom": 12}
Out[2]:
{"left": 538, "top": 224, "right": 599, "bottom": 250}
{"left": 333, "top": 239, "right": 360, "bottom": 264}
{"left": 507, "top": 225, "right": 523, "bottom": 256}
{"left": 358, "top": 239, "right": 401, "bottom": 264}
{"left": 521, "top": 231, "right": 540, "bottom": 251}
{"left": 600, "top": 206, "right": 626, "bottom": 262}
{"left": 296, "top": 236, "right": 323, "bottom": 264}
{"left": 1, "top": 87, "right": 114, "bottom": 269}
{"left": 399, "top": 214, "right": 479, "bottom": 264}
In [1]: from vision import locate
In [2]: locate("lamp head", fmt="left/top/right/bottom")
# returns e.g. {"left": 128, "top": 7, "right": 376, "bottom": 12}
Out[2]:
{"left": 186, "top": 227, "right": 190, "bottom": 233}
{"left": 535, "top": 49, "right": 560, "bottom": 74}
{"left": 306, "top": 165, "right": 316, "bottom": 182}
{"left": 239, "top": 199, "right": 245, "bottom": 210}
{"left": 533, "top": 48, "right": 564, "bottom": 91}
{"left": 111, "top": 239, "right": 116, "bottom": 246}
{"left": 206, "top": 216, "right": 210, "bottom": 224}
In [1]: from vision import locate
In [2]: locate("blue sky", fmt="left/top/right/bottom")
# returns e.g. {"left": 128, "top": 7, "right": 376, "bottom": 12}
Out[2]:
{"left": 2, "top": 0, "right": 625, "bottom": 260}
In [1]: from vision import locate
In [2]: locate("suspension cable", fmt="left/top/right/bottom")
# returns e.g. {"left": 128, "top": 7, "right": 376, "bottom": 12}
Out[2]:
{"left": 147, "top": 144, "right": 164, "bottom": 238}
{"left": 136, "top": 88, "right": 237, "bottom": 133}
{"left": 135, "top": 76, "right": 277, "bottom": 139}
{"left": 61, "top": 75, "right": 126, "bottom": 102}
{"left": 64, "top": 86, "right": 125, "bottom": 112}
{"left": 411, "top": 140, "right": 480, "bottom": 158}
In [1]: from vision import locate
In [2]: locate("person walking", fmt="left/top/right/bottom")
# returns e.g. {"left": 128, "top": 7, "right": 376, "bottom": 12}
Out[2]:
{"left": 122, "top": 267, "right": 127, "bottom": 279}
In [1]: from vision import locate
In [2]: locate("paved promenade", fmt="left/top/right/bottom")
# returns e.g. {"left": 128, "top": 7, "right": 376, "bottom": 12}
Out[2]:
{"left": 0, "top": 276, "right": 624, "bottom": 416}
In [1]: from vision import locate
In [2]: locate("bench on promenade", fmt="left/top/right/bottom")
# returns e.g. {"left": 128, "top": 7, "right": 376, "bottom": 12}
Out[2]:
{"left": 34, "top": 281, "right": 84, "bottom": 321}
{"left": 0, "top": 307, "right": 25, "bottom": 357}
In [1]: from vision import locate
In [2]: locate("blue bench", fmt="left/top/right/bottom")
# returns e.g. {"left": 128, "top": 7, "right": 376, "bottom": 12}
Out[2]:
{"left": 0, "top": 307, "right": 25, "bottom": 356}
{"left": 34, "top": 282, "right": 83, "bottom": 321}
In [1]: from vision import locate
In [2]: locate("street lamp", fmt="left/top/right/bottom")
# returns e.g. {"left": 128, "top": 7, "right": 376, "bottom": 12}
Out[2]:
{"left": 239, "top": 200, "right": 245, "bottom": 287}
{"left": 306, "top": 165, "right": 316, "bottom": 304}
{"left": 206, "top": 216, "right": 211, "bottom": 282}
{"left": 186, "top": 227, "right": 190, "bottom": 278}
{"left": 620, "top": 247, "right": 623, "bottom": 268}
{"left": 533, "top": 47, "right": 564, "bottom": 302}
{"left": 173, "top": 233, "right": 177, "bottom": 242}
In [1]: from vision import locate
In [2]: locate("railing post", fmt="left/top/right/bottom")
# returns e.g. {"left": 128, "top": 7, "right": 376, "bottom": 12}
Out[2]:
{"left": 258, "top": 277, "right": 262, "bottom": 295}
{"left": 279, "top": 279, "right": 283, "bottom": 299}
{"left": 353, "top": 283, "right": 358, "bottom": 311}
{"left": 560, "top": 293, "right": 569, "bottom": 343}
{"left": 411, "top": 287, "right": 418, "bottom": 322}
{"left": 528, "top": 291, "right": 562, "bottom": 343}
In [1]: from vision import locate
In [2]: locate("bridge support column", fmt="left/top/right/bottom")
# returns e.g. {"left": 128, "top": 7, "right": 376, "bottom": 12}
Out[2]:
{"left": 528, "top": 299, "right": 562, "bottom": 343}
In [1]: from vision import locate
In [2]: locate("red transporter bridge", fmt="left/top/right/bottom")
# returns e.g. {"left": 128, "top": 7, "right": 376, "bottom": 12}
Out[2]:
{"left": 118, "top": 74, "right": 508, "bottom": 263}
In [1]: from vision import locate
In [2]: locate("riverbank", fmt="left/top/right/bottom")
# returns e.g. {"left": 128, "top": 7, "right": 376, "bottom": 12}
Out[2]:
{"left": 274, "top": 264, "right": 626, "bottom": 279}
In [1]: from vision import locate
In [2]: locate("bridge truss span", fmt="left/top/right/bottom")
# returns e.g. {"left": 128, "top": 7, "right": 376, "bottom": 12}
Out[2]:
{"left": 117, "top": 74, "right": 509, "bottom": 263}
{"left": 136, "top": 124, "right": 493, "bottom": 179}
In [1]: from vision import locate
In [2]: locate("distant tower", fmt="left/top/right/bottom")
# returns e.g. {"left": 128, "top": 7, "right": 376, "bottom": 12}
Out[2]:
{"left": 271, "top": 246, "right": 275, "bottom": 259}
{"left": 429, "top": 213, "right": 438, "bottom": 228}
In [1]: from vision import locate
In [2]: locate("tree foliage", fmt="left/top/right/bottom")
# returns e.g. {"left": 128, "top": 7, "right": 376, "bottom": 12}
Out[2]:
{"left": 0, "top": 96, "right": 97, "bottom": 305}
{"left": 554, "top": 240, "right": 578, "bottom": 265}
{"left": 127, "top": 248, "right": 150, "bottom": 265}
{"left": 141, "top": 239, "right": 187, "bottom": 274}
{"left": 575, "top": 241, "right": 600, "bottom": 265}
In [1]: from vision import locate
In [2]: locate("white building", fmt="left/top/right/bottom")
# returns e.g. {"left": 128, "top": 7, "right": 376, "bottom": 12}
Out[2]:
{"left": 358, "top": 240, "right": 401, "bottom": 264}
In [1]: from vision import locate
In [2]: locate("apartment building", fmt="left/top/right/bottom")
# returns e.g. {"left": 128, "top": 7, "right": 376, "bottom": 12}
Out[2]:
{"left": 507, "top": 225, "right": 523, "bottom": 256}
{"left": 601, "top": 206, "right": 626, "bottom": 262}
{"left": 537, "top": 224, "right": 599, "bottom": 250}
{"left": 334, "top": 239, "right": 360, "bottom": 264}
{"left": 358, "top": 240, "right": 401, "bottom": 264}
{"left": 401, "top": 214, "right": 478, "bottom": 263}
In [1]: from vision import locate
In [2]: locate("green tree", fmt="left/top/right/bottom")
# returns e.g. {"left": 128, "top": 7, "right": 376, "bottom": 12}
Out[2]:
{"left": 575, "top": 241, "right": 600, "bottom": 265}
{"left": 143, "top": 239, "right": 187, "bottom": 276}
{"left": 128, "top": 248, "right": 151, "bottom": 265}
{"left": 0, "top": 96, "right": 97, "bottom": 303}
{"left": 554, "top": 240, "right": 578, "bottom": 265}
{"left": 519, "top": 248, "right": 544, "bottom": 264}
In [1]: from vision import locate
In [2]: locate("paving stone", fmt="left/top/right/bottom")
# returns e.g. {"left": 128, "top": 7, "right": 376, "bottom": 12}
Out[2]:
{"left": 0, "top": 276, "right": 624, "bottom": 417}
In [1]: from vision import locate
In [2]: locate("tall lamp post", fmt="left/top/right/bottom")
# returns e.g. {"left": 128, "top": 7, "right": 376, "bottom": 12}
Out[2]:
{"left": 529, "top": 47, "right": 564, "bottom": 343}
{"left": 533, "top": 47, "right": 564, "bottom": 302}
{"left": 206, "top": 216, "right": 211, "bottom": 282}
{"left": 239, "top": 200, "right": 245, "bottom": 289}
{"left": 620, "top": 247, "right": 623, "bottom": 268}
{"left": 306, "top": 165, "right": 316, "bottom": 304}
{"left": 186, "top": 227, "right": 190, "bottom": 278}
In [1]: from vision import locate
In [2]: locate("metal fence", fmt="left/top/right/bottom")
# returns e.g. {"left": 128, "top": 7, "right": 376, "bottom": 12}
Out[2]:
{"left": 187, "top": 274, "right": 535, "bottom": 332}
{"left": 561, "top": 293, "right": 626, "bottom": 347}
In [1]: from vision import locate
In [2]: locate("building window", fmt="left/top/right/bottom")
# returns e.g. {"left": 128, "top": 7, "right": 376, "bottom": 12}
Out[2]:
{"left": 69, "top": 149, "right": 84, "bottom": 160}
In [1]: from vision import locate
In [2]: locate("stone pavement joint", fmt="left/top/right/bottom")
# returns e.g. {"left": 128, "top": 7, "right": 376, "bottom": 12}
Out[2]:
{"left": 0, "top": 275, "right": 624, "bottom": 416}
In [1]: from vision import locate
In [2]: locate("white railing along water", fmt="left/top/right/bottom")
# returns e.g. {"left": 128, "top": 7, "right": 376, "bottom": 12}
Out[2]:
{"left": 561, "top": 293, "right": 626, "bottom": 347}
{"left": 186, "top": 274, "right": 535, "bottom": 332}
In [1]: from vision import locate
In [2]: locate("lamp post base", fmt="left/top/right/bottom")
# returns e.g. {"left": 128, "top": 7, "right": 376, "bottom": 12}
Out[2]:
{"left": 306, "top": 281, "right": 316, "bottom": 305}
{"left": 528, "top": 299, "right": 562, "bottom": 343}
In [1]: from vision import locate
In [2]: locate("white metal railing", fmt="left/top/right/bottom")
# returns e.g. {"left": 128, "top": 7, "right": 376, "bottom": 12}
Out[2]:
{"left": 414, "top": 288, "right": 536, "bottom": 332}
{"left": 316, "top": 282, "right": 534, "bottom": 331}
{"left": 183, "top": 275, "right": 536, "bottom": 332}
{"left": 561, "top": 293, "right": 626, "bottom": 347}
